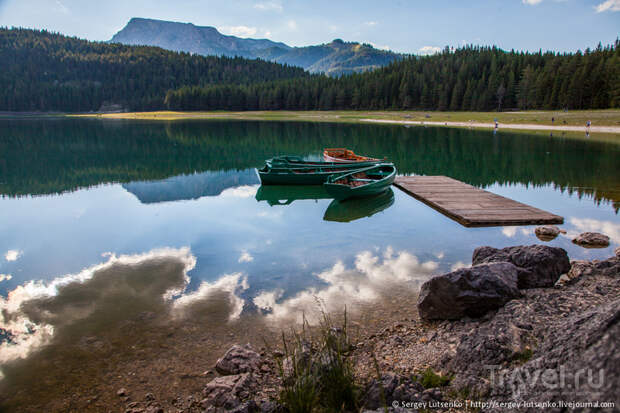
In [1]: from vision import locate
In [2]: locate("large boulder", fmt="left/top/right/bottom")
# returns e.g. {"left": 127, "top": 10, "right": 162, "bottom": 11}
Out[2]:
{"left": 417, "top": 262, "right": 522, "bottom": 320}
{"left": 572, "top": 232, "right": 610, "bottom": 248}
{"left": 215, "top": 344, "right": 261, "bottom": 375}
{"left": 472, "top": 245, "right": 570, "bottom": 288}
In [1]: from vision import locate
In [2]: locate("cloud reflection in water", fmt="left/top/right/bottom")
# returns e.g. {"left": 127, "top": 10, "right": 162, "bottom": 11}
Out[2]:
{"left": 253, "top": 247, "right": 438, "bottom": 324}
{"left": 0, "top": 247, "right": 214, "bottom": 365}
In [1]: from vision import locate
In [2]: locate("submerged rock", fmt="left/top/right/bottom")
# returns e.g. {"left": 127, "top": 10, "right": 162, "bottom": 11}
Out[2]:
{"left": 417, "top": 262, "right": 522, "bottom": 320}
{"left": 534, "top": 225, "right": 561, "bottom": 241}
{"left": 472, "top": 245, "right": 570, "bottom": 288}
{"left": 215, "top": 344, "right": 261, "bottom": 375}
{"left": 572, "top": 232, "right": 610, "bottom": 248}
{"left": 201, "top": 373, "right": 256, "bottom": 410}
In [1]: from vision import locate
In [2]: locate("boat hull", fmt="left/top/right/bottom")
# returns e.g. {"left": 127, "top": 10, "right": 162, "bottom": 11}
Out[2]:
{"left": 258, "top": 168, "right": 349, "bottom": 185}
{"left": 323, "top": 164, "right": 396, "bottom": 200}
{"left": 323, "top": 148, "right": 380, "bottom": 163}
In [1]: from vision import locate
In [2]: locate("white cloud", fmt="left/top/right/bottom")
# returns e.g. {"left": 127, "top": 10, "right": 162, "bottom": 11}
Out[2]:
{"left": 254, "top": 247, "right": 438, "bottom": 324}
{"left": 171, "top": 273, "right": 248, "bottom": 321}
{"left": 219, "top": 25, "right": 258, "bottom": 38}
{"left": 418, "top": 46, "right": 441, "bottom": 55}
{"left": 287, "top": 20, "right": 298, "bottom": 31}
{"left": 595, "top": 0, "right": 620, "bottom": 12}
{"left": 238, "top": 251, "right": 254, "bottom": 263}
{"left": 522, "top": 0, "right": 543, "bottom": 4}
{"left": 364, "top": 21, "right": 378, "bottom": 27}
{"left": 502, "top": 226, "right": 518, "bottom": 237}
{"left": 0, "top": 247, "right": 195, "bottom": 364}
{"left": 0, "top": 274, "right": 12, "bottom": 282}
{"left": 253, "top": 289, "right": 283, "bottom": 312}
{"left": 5, "top": 250, "right": 21, "bottom": 262}
{"left": 220, "top": 185, "right": 258, "bottom": 198}
{"left": 450, "top": 261, "right": 468, "bottom": 271}
{"left": 254, "top": 1, "right": 283, "bottom": 12}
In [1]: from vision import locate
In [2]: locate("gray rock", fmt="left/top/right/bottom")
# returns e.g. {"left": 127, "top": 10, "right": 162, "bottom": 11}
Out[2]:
{"left": 616, "top": 246, "right": 620, "bottom": 257}
{"left": 490, "top": 299, "right": 620, "bottom": 412}
{"left": 472, "top": 245, "right": 570, "bottom": 288}
{"left": 417, "top": 262, "right": 522, "bottom": 320}
{"left": 534, "top": 225, "right": 561, "bottom": 241}
{"left": 567, "top": 255, "right": 620, "bottom": 283}
{"left": 363, "top": 374, "right": 424, "bottom": 410}
{"left": 215, "top": 344, "right": 261, "bottom": 375}
{"left": 117, "top": 388, "right": 128, "bottom": 397}
{"left": 572, "top": 232, "right": 610, "bottom": 248}
{"left": 201, "top": 373, "right": 256, "bottom": 409}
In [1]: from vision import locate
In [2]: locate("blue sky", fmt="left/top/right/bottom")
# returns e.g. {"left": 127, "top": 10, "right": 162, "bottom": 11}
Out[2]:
{"left": 0, "top": 0, "right": 618, "bottom": 53}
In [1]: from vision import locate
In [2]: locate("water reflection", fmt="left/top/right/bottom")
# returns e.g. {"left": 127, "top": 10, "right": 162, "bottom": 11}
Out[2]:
{"left": 255, "top": 185, "right": 331, "bottom": 206}
{"left": 0, "top": 247, "right": 197, "bottom": 364}
{"left": 565, "top": 217, "right": 620, "bottom": 244}
{"left": 123, "top": 169, "right": 259, "bottom": 204}
{"left": 1, "top": 245, "right": 437, "bottom": 371}
{"left": 323, "top": 189, "right": 395, "bottom": 222}
{"left": 253, "top": 247, "right": 438, "bottom": 324}
{"left": 1, "top": 119, "right": 618, "bottom": 211}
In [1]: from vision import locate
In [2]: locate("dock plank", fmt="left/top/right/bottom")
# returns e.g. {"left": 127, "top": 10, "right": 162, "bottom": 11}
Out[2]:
{"left": 393, "top": 176, "right": 563, "bottom": 227}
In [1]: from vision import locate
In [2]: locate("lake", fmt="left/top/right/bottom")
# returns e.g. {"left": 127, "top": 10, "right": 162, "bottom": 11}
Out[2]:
{"left": 0, "top": 119, "right": 618, "bottom": 410}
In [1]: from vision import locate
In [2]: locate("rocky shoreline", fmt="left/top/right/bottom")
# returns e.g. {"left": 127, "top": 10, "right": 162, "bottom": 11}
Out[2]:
{"left": 118, "top": 243, "right": 619, "bottom": 413}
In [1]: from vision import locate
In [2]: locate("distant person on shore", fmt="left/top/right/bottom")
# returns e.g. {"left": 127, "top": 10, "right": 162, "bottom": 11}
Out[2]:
{"left": 586, "top": 120, "right": 591, "bottom": 129}
{"left": 494, "top": 118, "right": 498, "bottom": 129}
{"left": 551, "top": 117, "right": 554, "bottom": 124}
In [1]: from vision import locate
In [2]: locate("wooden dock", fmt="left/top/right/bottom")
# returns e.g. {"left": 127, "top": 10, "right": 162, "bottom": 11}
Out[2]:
{"left": 393, "top": 176, "right": 563, "bottom": 227}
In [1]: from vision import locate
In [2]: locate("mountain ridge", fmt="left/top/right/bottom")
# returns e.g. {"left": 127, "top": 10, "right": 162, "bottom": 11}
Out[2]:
{"left": 110, "top": 18, "right": 402, "bottom": 75}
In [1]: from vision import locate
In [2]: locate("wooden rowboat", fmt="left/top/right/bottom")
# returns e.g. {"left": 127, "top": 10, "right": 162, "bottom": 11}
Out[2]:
{"left": 323, "top": 163, "right": 396, "bottom": 200}
{"left": 267, "top": 155, "right": 379, "bottom": 169}
{"left": 258, "top": 164, "right": 367, "bottom": 185}
{"left": 323, "top": 148, "right": 381, "bottom": 163}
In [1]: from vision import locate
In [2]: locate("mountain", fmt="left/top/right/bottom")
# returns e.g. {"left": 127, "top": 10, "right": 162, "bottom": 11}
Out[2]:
{"left": 110, "top": 18, "right": 402, "bottom": 75}
{"left": 110, "top": 17, "right": 290, "bottom": 58}
{"left": 123, "top": 169, "right": 259, "bottom": 204}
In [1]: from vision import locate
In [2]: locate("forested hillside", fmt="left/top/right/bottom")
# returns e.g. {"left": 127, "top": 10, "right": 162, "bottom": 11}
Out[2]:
{"left": 165, "top": 43, "right": 620, "bottom": 111}
{"left": 0, "top": 28, "right": 307, "bottom": 112}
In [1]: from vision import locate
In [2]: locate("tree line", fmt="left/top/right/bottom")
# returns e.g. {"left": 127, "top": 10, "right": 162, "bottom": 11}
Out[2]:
{"left": 0, "top": 28, "right": 307, "bottom": 112}
{"left": 2, "top": 27, "right": 618, "bottom": 112}
{"left": 165, "top": 42, "right": 620, "bottom": 111}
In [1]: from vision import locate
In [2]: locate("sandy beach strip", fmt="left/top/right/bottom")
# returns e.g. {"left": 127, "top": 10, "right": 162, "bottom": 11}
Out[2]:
{"left": 360, "top": 118, "right": 620, "bottom": 134}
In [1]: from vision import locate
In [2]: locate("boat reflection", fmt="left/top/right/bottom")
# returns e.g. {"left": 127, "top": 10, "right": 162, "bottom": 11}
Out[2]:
{"left": 323, "top": 189, "right": 395, "bottom": 222}
{"left": 255, "top": 185, "right": 331, "bottom": 206}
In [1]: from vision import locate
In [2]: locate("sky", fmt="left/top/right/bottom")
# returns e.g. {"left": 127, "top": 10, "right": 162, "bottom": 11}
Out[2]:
{"left": 0, "top": 0, "right": 618, "bottom": 54}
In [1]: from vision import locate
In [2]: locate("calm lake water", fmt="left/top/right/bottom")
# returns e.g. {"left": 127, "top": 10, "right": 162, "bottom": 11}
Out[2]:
{"left": 0, "top": 119, "right": 619, "bottom": 410}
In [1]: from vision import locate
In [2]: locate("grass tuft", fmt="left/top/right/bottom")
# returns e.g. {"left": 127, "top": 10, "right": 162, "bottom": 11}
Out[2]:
{"left": 275, "top": 308, "right": 359, "bottom": 413}
{"left": 415, "top": 367, "right": 452, "bottom": 389}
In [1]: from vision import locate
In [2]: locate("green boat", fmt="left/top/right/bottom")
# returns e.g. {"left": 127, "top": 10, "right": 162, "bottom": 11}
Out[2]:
{"left": 258, "top": 164, "right": 370, "bottom": 185}
{"left": 323, "top": 163, "right": 396, "bottom": 200}
{"left": 267, "top": 155, "right": 380, "bottom": 169}
{"left": 323, "top": 189, "right": 395, "bottom": 222}
{"left": 255, "top": 185, "right": 331, "bottom": 206}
